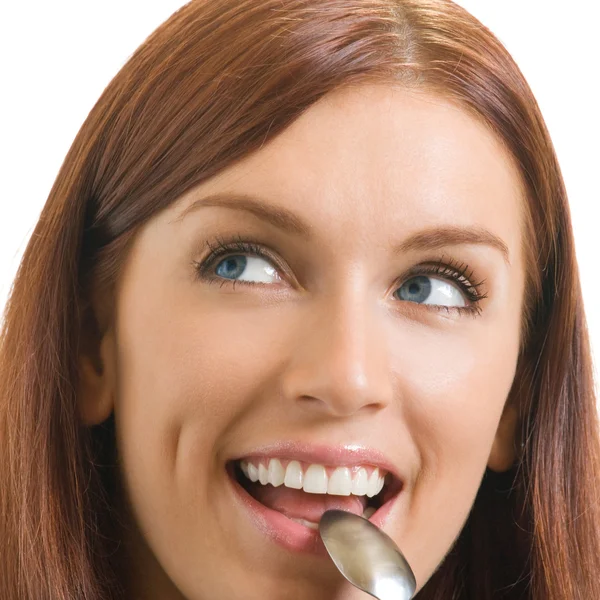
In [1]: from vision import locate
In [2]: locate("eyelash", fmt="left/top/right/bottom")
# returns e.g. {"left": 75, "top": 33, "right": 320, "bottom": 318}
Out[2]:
{"left": 193, "top": 235, "right": 488, "bottom": 316}
{"left": 194, "top": 235, "right": 282, "bottom": 287}
{"left": 405, "top": 259, "right": 487, "bottom": 316}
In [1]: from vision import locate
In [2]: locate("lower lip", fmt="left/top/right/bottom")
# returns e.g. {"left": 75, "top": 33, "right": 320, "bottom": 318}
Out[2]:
{"left": 227, "top": 466, "right": 400, "bottom": 555}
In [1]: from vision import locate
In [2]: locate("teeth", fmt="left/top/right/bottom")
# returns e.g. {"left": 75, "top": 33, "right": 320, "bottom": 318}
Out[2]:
{"left": 258, "top": 463, "right": 269, "bottom": 485}
{"left": 284, "top": 460, "right": 304, "bottom": 489}
{"left": 367, "top": 468, "right": 385, "bottom": 498}
{"left": 268, "top": 458, "right": 285, "bottom": 487}
{"left": 327, "top": 467, "right": 352, "bottom": 496}
{"left": 239, "top": 458, "right": 388, "bottom": 499}
{"left": 247, "top": 462, "right": 259, "bottom": 483}
{"left": 351, "top": 468, "right": 368, "bottom": 495}
{"left": 363, "top": 506, "right": 377, "bottom": 519}
{"left": 290, "top": 517, "right": 319, "bottom": 530}
{"left": 303, "top": 464, "right": 328, "bottom": 494}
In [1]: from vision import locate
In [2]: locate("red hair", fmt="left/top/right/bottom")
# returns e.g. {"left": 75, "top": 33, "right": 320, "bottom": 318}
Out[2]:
{"left": 1, "top": 1, "right": 598, "bottom": 598}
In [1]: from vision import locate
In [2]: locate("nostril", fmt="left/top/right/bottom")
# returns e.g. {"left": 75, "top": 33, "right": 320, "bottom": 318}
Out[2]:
{"left": 295, "top": 393, "right": 385, "bottom": 419}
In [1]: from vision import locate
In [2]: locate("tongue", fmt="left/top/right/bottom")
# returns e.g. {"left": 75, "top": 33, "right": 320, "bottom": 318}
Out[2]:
{"left": 251, "top": 483, "right": 367, "bottom": 523}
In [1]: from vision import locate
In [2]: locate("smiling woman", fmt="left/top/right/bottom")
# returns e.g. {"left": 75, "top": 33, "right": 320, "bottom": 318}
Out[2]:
{"left": 1, "top": 1, "right": 599, "bottom": 600}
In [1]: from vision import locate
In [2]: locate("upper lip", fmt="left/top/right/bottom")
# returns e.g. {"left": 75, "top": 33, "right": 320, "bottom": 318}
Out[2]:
{"left": 230, "top": 441, "right": 404, "bottom": 484}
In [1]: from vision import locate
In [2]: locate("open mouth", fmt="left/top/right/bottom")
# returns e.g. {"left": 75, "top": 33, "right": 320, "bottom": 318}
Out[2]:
{"left": 227, "top": 456, "right": 403, "bottom": 532}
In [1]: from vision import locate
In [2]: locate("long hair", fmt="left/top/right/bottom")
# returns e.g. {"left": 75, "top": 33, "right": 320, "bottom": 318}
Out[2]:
{"left": 1, "top": 1, "right": 598, "bottom": 598}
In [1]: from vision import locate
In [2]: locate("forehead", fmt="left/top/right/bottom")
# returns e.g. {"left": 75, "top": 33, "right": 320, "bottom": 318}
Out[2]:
{"left": 172, "top": 84, "right": 524, "bottom": 254}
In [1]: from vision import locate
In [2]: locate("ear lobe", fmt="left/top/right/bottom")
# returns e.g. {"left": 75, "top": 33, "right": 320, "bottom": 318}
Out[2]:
{"left": 487, "top": 402, "right": 520, "bottom": 472}
{"left": 78, "top": 326, "right": 116, "bottom": 426}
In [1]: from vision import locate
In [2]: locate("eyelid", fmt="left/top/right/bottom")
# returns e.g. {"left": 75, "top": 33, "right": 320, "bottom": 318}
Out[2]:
{"left": 400, "top": 260, "right": 487, "bottom": 302}
{"left": 194, "top": 235, "right": 290, "bottom": 285}
{"left": 393, "top": 259, "right": 488, "bottom": 318}
{"left": 195, "top": 237, "right": 489, "bottom": 316}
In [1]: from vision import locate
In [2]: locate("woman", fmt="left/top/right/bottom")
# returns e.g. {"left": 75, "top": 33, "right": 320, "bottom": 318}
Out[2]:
{"left": 1, "top": 0, "right": 598, "bottom": 598}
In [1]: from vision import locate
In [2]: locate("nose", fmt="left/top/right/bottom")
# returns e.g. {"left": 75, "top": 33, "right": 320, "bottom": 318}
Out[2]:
{"left": 281, "top": 290, "right": 395, "bottom": 418}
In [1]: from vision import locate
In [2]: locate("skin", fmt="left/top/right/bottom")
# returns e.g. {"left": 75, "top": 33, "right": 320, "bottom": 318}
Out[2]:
{"left": 79, "top": 84, "right": 525, "bottom": 599}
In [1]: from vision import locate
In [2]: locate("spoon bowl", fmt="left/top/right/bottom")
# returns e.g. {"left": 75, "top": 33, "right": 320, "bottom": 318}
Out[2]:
{"left": 319, "top": 510, "right": 416, "bottom": 600}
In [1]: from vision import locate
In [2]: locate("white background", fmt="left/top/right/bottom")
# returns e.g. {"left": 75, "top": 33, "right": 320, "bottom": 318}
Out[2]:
{"left": 1, "top": 2, "right": 598, "bottom": 395}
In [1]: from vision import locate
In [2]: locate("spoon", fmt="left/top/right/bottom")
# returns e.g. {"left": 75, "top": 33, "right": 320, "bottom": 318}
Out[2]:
{"left": 319, "top": 509, "right": 416, "bottom": 600}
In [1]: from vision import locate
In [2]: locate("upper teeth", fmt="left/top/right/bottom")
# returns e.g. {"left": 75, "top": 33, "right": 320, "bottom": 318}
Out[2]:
{"left": 239, "top": 458, "right": 386, "bottom": 498}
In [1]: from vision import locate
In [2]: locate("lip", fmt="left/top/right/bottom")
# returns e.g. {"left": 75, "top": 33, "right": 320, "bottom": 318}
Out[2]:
{"left": 227, "top": 442, "right": 404, "bottom": 555}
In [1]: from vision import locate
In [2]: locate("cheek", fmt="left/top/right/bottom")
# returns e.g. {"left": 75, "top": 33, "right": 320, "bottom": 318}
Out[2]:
{"left": 392, "top": 319, "right": 520, "bottom": 578}
{"left": 111, "top": 290, "right": 291, "bottom": 589}
{"left": 113, "top": 291, "right": 287, "bottom": 492}
{"left": 405, "top": 327, "right": 518, "bottom": 457}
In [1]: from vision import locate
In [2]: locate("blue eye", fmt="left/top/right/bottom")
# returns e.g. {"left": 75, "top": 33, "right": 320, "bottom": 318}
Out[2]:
{"left": 396, "top": 275, "right": 466, "bottom": 307}
{"left": 214, "top": 254, "right": 280, "bottom": 283}
{"left": 199, "top": 239, "right": 484, "bottom": 314}
{"left": 215, "top": 256, "right": 247, "bottom": 279}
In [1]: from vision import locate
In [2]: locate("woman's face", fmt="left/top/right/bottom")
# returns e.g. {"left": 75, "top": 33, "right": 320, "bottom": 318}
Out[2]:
{"left": 82, "top": 84, "right": 526, "bottom": 599}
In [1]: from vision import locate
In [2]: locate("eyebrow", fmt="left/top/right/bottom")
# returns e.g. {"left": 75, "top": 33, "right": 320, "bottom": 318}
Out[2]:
{"left": 174, "top": 192, "right": 311, "bottom": 238}
{"left": 397, "top": 226, "right": 510, "bottom": 264}
{"left": 175, "top": 192, "right": 510, "bottom": 263}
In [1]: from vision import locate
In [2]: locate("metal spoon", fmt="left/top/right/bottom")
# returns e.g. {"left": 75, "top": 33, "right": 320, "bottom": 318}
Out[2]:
{"left": 319, "top": 509, "right": 416, "bottom": 600}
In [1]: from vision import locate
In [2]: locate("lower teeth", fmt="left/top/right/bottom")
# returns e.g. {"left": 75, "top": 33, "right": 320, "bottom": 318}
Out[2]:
{"left": 363, "top": 506, "right": 376, "bottom": 519}
{"left": 290, "top": 518, "right": 319, "bottom": 530}
{"left": 290, "top": 507, "right": 376, "bottom": 530}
